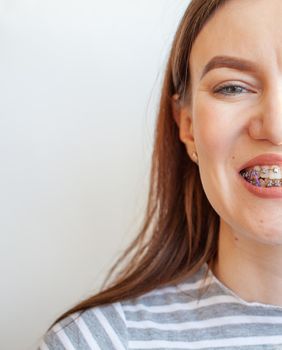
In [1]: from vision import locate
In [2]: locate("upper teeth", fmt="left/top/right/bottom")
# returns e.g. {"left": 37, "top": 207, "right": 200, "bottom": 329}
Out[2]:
{"left": 247, "top": 165, "right": 282, "bottom": 179}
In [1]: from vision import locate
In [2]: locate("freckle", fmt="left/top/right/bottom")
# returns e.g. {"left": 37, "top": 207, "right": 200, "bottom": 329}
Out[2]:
{"left": 234, "top": 237, "right": 239, "bottom": 241}
{"left": 259, "top": 219, "right": 264, "bottom": 224}
{"left": 232, "top": 156, "right": 235, "bottom": 160}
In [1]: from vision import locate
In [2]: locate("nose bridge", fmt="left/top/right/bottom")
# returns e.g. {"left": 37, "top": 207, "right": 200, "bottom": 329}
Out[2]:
{"left": 259, "top": 81, "right": 282, "bottom": 144}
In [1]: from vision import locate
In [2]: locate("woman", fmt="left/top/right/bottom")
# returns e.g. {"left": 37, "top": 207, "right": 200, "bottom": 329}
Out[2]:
{"left": 39, "top": 0, "right": 282, "bottom": 348}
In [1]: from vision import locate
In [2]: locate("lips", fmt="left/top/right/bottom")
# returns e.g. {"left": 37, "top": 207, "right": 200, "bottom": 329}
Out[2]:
{"left": 238, "top": 154, "right": 282, "bottom": 198}
{"left": 239, "top": 154, "right": 282, "bottom": 173}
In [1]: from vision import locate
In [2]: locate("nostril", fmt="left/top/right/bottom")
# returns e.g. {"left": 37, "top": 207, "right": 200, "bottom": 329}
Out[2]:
{"left": 270, "top": 136, "right": 282, "bottom": 146}
{"left": 248, "top": 117, "right": 282, "bottom": 145}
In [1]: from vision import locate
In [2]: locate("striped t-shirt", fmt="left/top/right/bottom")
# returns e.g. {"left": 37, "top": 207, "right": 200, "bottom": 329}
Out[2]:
{"left": 39, "top": 264, "right": 282, "bottom": 349}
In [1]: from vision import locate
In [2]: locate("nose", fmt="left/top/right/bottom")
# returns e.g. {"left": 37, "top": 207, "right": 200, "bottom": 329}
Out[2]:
{"left": 248, "top": 87, "right": 282, "bottom": 145}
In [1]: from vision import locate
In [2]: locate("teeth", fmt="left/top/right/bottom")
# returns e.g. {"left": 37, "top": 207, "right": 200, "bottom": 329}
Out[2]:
{"left": 259, "top": 166, "right": 269, "bottom": 179}
{"left": 270, "top": 167, "right": 281, "bottom": 179}
{"left": 246, "top": 165, "right": 282, "bottom": 180}
{"left": 240, "top": 165, "right": 282, "bottom": 187}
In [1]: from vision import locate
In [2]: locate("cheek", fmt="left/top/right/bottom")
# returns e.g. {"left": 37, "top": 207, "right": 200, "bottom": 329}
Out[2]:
{"left": 192, "top": 97, "right": 236, "bottom": 156}
{"left": 192, "top": 96, "right": 250, "bottom": 230}
{"left": 191, "top": 98, "right": 237, "bottom": 212}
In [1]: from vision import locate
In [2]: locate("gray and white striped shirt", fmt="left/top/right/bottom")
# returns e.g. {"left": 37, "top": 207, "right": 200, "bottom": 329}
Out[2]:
{"left": 39, "top": 265, "right": 282, "bottom": 349}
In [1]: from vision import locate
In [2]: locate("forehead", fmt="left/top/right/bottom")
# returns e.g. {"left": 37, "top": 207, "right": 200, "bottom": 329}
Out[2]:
{"left": 190, "top": 0, "right": 282, "bottom": 79}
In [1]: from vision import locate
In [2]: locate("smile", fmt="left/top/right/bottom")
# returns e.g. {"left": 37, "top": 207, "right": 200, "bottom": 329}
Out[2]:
{"left": 240, "top": 165, "right": 282, "bottom": 188}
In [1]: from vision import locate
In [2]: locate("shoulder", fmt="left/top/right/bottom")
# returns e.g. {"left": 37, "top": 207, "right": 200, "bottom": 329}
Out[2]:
{"left": 38, "top": 267, "right": 209, "bottom": 350}
{"left": 38, "top": 302, "right": 128, "bottom": 350}
{"left": 120, "top": 266, "right": 209, "bottom": 324}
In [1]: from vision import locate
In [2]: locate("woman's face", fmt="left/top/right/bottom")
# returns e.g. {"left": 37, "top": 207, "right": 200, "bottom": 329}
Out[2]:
{"left": 183, "top": 0, "right": 282, "bottom": 244}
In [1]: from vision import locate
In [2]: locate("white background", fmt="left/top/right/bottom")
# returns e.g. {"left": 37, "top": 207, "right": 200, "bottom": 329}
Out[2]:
{"left": 0, "top": 1, "right": 190, "bottom": 349}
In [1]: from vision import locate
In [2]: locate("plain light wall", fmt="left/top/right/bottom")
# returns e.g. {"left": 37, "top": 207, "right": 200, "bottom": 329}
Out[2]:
{"left": 0, "top": 1, "right": 191, "bottom": 349}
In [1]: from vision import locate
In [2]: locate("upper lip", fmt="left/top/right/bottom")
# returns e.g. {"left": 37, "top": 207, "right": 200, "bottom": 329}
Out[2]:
{"left": 239, "top": 153, "right": 282, "bottom": 172}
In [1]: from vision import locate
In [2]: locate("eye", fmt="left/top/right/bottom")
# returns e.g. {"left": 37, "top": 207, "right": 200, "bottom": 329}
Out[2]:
{"left": 213, "top": 84, "right": 250, "bottom": 96}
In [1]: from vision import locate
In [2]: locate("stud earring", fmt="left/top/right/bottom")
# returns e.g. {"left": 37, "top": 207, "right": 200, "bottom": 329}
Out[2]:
{"left": 191, "top": 151, "right": 198, "bottom": 164}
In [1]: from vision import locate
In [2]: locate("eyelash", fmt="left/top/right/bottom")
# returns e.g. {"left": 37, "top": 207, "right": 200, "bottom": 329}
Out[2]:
{"left": 213, "top": 83, "right": 250, "bottom": 96}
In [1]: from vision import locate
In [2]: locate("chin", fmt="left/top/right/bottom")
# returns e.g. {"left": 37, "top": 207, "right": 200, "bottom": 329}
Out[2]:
{"left": 243, "top": 224, "right": 282, "bottom": 246}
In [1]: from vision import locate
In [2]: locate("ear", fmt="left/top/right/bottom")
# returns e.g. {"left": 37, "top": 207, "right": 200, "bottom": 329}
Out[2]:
{"left": 172, "top": 94, "right": 195, "bottom": 151}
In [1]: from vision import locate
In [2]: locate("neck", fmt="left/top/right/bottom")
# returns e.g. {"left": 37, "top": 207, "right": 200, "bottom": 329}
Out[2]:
{"left": 213, "top": 220, "right": 282, "bottom": 307}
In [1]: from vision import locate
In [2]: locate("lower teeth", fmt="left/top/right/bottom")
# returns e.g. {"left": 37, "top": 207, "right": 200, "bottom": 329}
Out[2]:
{"left": 240, "top": 170, "right": 282, "bottom": 188}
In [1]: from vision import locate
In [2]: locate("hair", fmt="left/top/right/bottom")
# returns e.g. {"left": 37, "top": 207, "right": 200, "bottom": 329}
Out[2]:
{"left": 51, "top": 0, "right": 228, "bottom": 328}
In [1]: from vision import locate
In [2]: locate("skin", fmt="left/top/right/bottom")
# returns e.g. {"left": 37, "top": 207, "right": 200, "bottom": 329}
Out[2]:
{"left": 177, "top": 0, "right": 282, "bottom": 306}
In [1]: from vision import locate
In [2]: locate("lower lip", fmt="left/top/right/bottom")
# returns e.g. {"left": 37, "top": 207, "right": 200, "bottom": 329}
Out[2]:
{"left": 238, "top": 174, "right": 282, "bottom": 199}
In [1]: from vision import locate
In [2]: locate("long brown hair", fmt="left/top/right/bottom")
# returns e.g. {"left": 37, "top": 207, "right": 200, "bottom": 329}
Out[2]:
{"left": 51, "top": 0, "right": 227, "bottom": 327}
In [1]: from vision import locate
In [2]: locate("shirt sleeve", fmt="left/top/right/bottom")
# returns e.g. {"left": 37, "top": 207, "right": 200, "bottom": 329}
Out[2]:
{"left": 38, "top": 302, "right": 128, "bottom": 350}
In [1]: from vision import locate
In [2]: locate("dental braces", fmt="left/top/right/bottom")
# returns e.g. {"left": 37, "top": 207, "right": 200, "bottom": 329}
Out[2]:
{"left": 241, "top": 168, "right": 282, "bottom": 187}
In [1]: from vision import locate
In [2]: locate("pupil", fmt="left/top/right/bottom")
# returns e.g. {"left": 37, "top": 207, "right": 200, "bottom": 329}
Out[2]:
{"left": 227, "top": 86, "right": 241, "bottom": 93}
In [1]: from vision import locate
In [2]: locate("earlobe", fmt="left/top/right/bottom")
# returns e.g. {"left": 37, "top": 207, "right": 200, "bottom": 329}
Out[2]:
{"left": 179, "top": 112, "right": 194, "bottom": 144}
{"left": 180, "top": 117, "right": 198, "bottom": 164}
{"left": 177, "top": 101, "right": 194, "bottom": 145}
{"left": 180, "top": 114, "right": 198, "bottom": 164}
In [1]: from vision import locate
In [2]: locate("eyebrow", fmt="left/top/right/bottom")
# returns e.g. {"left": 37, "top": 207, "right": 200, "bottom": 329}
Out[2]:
{"left": 200, "top": 55, "right": 258, "bottom": 79}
